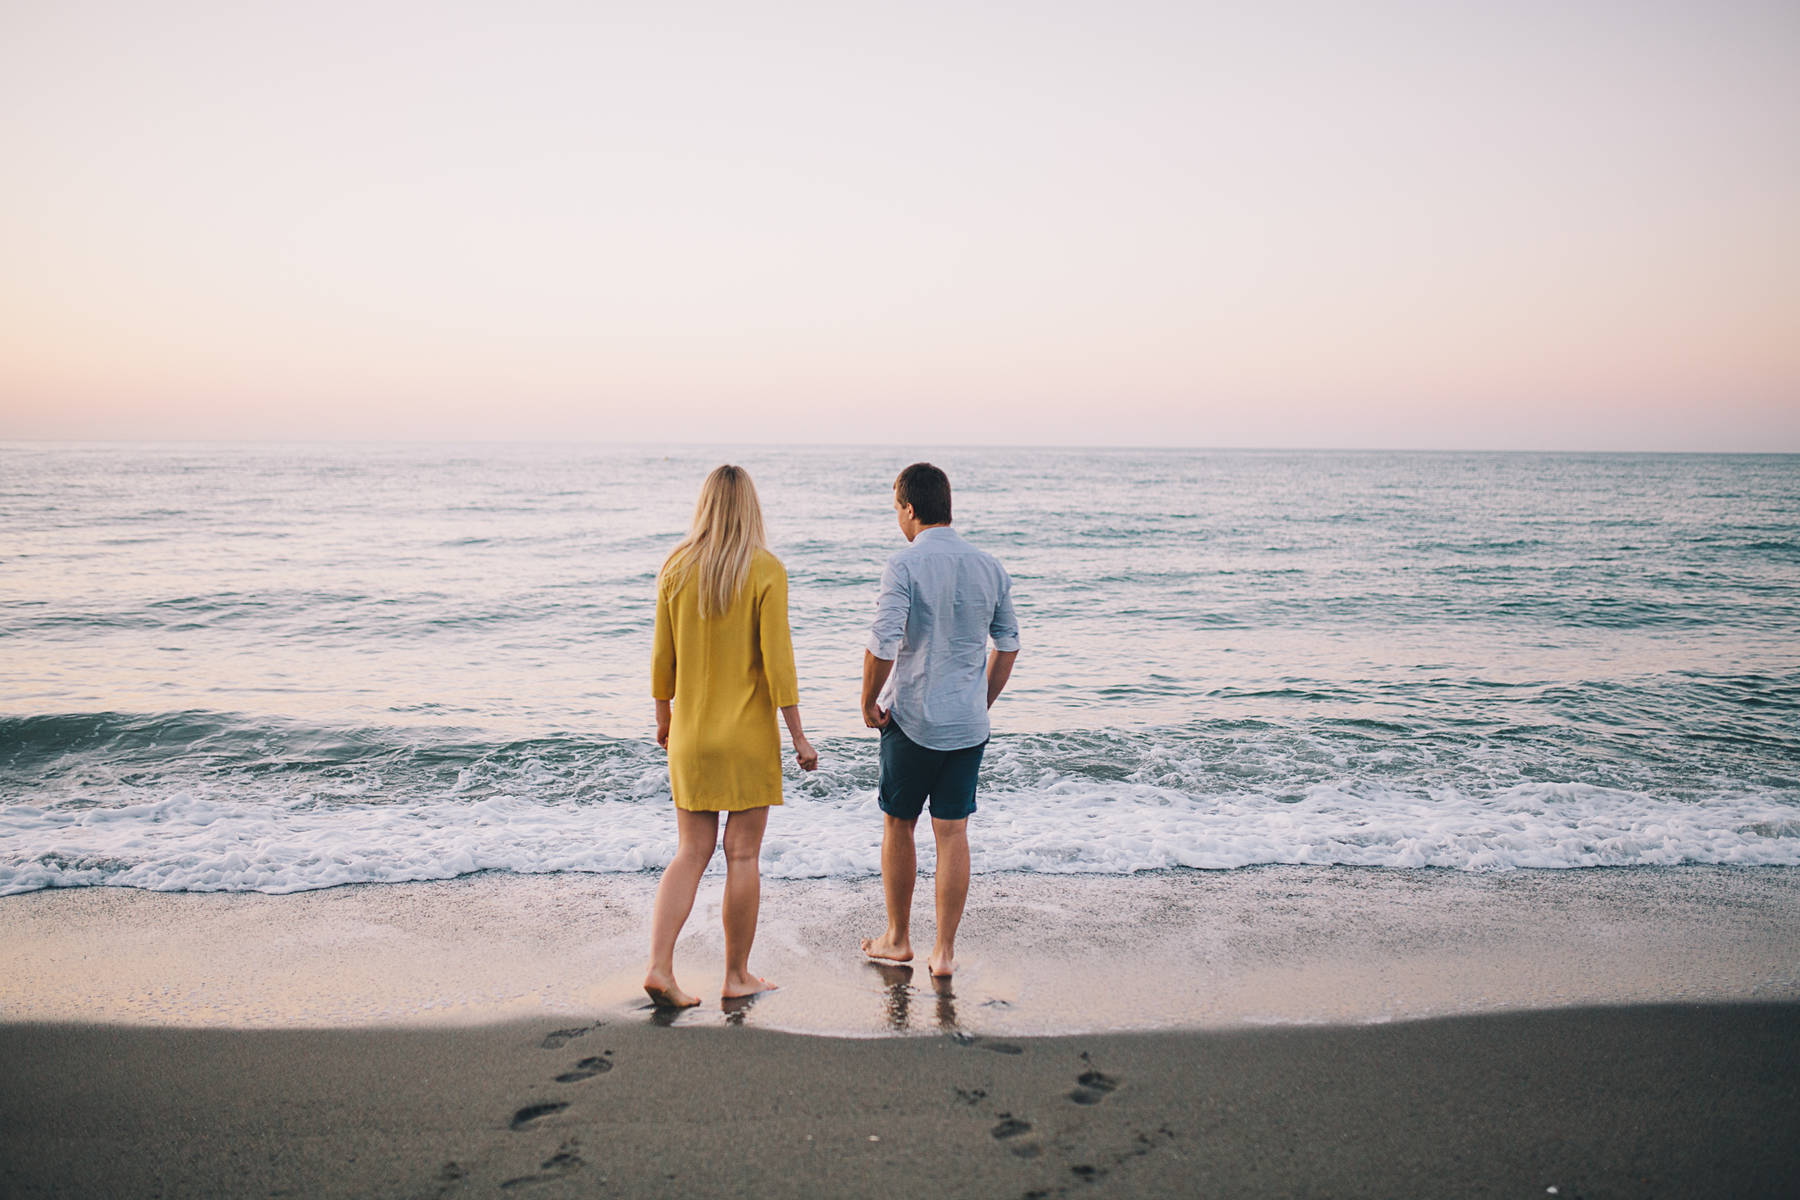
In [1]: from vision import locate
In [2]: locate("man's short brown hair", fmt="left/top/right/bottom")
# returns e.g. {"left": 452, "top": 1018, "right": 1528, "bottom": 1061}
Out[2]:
{"left": 894, "top": 462, "right": 952, "bottom": 525}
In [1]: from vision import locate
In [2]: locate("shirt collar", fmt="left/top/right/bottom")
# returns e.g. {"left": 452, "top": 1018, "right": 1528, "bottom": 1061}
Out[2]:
{"left": 913, "top": 525, "right": 958, "bottom": 545}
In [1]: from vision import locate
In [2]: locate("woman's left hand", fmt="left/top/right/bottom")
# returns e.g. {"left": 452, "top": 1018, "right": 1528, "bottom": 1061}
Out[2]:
{"left": 793, "top": 736, "right": 819, "bottom": 771}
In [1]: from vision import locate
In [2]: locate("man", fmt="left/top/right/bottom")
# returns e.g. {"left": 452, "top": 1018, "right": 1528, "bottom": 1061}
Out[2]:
{"left": 860, "top": 462, "right": 1020, "bottom": 978}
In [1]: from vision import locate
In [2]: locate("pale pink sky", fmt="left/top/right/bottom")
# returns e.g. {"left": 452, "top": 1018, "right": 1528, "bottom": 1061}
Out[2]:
{"left": 2, "top": 1, "right": 1797, "bottom": 449}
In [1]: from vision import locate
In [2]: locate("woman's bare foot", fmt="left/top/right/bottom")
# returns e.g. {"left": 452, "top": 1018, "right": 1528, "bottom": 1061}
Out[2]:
{"left": 862, "top": 933, "right": 913, "bottom": 963}
{"left": 722, "top": 973, "right": 778, "bottom": 1000}
{"left": 928, "top": 950, "right": 955, "bottom": 978}
{"left": 643, "top": 969, "right": 700, "bottom": 1009}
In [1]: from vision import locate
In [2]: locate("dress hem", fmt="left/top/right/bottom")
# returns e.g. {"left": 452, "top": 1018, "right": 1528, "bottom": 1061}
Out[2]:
{"left": 672, "top": 798, "right": 785, "bottom": 813}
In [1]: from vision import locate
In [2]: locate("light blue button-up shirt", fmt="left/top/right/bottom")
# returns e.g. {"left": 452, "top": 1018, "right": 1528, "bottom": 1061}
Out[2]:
{"left": 867, "top": 526, "right": 1020, "bottom": 751}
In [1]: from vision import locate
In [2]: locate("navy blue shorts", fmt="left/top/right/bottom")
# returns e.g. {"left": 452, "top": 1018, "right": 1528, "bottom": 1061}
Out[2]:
{"left": 878, "top": 719, "right": 986, "bottom": 822}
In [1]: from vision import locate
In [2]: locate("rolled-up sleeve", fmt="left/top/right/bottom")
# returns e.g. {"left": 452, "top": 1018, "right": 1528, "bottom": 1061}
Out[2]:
{"left": 866, "top": 559, "right": 908, "bottom": 660}
{"left": 989, "top": 568, "right": 1020, "bottom": 652}
{"left": 651, "top": 582, "right": 677, "bottom": 700}
{"left": 757, "top": 565, "right": 800, "bottom": 708}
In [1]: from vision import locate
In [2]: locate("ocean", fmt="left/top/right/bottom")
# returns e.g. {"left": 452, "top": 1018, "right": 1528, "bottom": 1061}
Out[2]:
{"left": 3, "top": 443, "right": 1798, "bottom": 896}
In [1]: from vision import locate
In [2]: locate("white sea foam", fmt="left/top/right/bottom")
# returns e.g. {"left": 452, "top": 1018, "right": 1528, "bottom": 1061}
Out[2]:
{"left": 4, "top": 773, "right": 1798, "bottom": 896}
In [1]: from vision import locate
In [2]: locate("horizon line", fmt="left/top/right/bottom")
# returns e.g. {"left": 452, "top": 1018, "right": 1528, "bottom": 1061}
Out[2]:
{"left": 2, "top": 436, "right": 1797, "bottom": 457}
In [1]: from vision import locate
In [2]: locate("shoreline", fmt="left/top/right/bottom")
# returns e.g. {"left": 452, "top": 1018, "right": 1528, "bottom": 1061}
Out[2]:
{"left": 4, "top": 1003, "right": 1797, "bottom": 1197}
{"left": 5, "top": 865, "right": 1798, "bottom": 1035}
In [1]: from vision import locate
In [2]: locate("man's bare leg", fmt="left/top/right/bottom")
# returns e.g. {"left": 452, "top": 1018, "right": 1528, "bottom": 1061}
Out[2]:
{"left": 862, "top": 813, "right": 917, "bottom": 962}
{"left": 720, "top": 806, "right": 777, "bottom": 999}
{"left": 928, "top": 816, "right": 970, "bottom": 977}
{"left": 644, "top": 808, "right": 718, "bottom": 1007}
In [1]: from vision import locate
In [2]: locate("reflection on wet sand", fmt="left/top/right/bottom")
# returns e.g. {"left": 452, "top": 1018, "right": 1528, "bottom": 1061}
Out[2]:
{"left": 931, "top": 973, "right": 957, "bottom": 1031}
{"left": 865, "top": 961, "right": 962, "bottom": 1032}
{"left": 868, "top": 961, "right": 914, "bottom": 1030}
{"left": 646, "top": 1003, "right": 688, "bottom": 1028}
{"left": 721, "top": 992, "right": 765, "bottom": 1026}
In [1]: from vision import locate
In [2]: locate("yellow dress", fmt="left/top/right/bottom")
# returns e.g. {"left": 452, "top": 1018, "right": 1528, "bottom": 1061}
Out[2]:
{"left": 651, "top": 548, "right": 799, "bottom": 811}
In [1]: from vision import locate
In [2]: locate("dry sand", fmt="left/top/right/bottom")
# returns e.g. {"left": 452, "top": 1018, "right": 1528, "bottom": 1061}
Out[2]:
{"left": 3, "top": 1004, "right": 1797, "bottom": 1198}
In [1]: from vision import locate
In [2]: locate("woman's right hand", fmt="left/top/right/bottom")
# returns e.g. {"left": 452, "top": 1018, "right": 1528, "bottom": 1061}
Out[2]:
{"left": 793, "top": 735, "right": 819, "bottom": 772}
{"left": 655, "top": 700, "right": 672, "bottom": 749}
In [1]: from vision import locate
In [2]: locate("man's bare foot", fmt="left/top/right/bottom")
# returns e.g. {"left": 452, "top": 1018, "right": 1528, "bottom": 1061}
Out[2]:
{"left": 862, "top": 933, "right": 913, "bottom": 963}
{"left": 928, "top": 951, "right": 955, "bottom": 978}
{"left": 643, "top": 970, "right": 700, "bottom": 1009}
{"left": 722, "top": 974, "right": 777, "bottom": 1000}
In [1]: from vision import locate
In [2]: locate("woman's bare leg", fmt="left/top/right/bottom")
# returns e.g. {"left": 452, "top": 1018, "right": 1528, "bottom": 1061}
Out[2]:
{"left": 721, "top": 806, "right": 775, "bottom": 998}
{"left": 644, "top": 807, "right": 719, "bottom": 1007}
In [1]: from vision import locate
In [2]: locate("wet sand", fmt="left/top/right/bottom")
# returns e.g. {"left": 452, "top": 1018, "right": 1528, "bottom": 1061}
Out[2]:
{"left": 4, "top": 1003, "right": 1797, "bottom": 1198}
{"left": 6, "top": 867, "right": 1799, "bottom": 1033}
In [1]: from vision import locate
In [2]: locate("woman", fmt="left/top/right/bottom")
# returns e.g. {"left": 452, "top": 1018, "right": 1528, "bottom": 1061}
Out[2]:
{"left": 646, "top": 464, "right": 818, "bottom": 1009}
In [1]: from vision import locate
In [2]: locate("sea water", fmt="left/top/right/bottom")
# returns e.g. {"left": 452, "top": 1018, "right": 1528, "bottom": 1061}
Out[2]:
{"left": 3, "top": 444, "right": 1797, "bottom": 896}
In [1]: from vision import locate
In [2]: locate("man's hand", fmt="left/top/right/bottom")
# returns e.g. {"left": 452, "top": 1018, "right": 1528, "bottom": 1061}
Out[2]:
{"left": 655, "top": 699, "right": 672, "bottom": 749}
{"left": 861, "top": 651, "right": 895, "bottom": 730}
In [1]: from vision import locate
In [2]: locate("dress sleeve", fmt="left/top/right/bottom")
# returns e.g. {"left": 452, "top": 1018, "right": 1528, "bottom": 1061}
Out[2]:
{"left": 651, "top": 579, "right": 677, "bottom": 700}
{"left": 758, "top": 561, "right": 800, "bottom": 709}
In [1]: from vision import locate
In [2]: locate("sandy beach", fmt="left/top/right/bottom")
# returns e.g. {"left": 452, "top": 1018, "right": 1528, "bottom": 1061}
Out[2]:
{"left": 4, "top": 1004, "right": 1797, "bottom": 1198}
{"left": 4, "top": 867, "right": 1799, "bottom": 1196}
{"left": 6, "top": 867, "right": 1799, "bottom": 1032}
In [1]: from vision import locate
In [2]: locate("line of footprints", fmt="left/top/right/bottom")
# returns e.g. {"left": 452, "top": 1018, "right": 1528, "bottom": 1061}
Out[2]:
{"left": 440, "top": 1023, "right": 613, "bottom": 1191}
{"left": 952, "top": 1037, "right": 1172, "bottom": 1194}
{"left": 449, "top": 1026, "right": 1161, "bottom": 1194}
{"left": 986, "top": 1066, "right": 1121, "bottom": 1157}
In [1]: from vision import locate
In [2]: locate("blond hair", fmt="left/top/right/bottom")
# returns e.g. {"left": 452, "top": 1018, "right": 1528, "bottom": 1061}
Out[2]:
{"left": 662, "top": 464, "right": 767, "bottom": 618}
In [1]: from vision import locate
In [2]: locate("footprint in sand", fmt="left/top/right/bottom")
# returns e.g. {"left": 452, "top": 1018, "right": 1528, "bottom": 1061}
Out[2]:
{"left": 990, "top": 1116, "right": 1032, "bottom": 1140}
{"left": 990, "top": 1113, "right": 1043, "bottom": 1158}
{"left": 500, "top": 1140, "right": 584, "bottom": 1189}
{"left": 951, "top": 1032, "right": 1025, "bottom": 1055}
{"left": 509, "top": 1102, "right": 569, "bottom": 1131}
{"left": 1069, "top": 1070, "right": 1121, "bottom": 1106}
{"left": 539, "top": 1026, "right": 594, "bottom": 1050}
{"left": 555, "top": 1054, "right": 614, "bottom": 1083}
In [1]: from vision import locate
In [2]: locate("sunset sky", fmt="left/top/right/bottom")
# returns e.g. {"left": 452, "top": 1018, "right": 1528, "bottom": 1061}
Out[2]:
{"left": 2, "top": 0, "right": 1796, "bottom": 449}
